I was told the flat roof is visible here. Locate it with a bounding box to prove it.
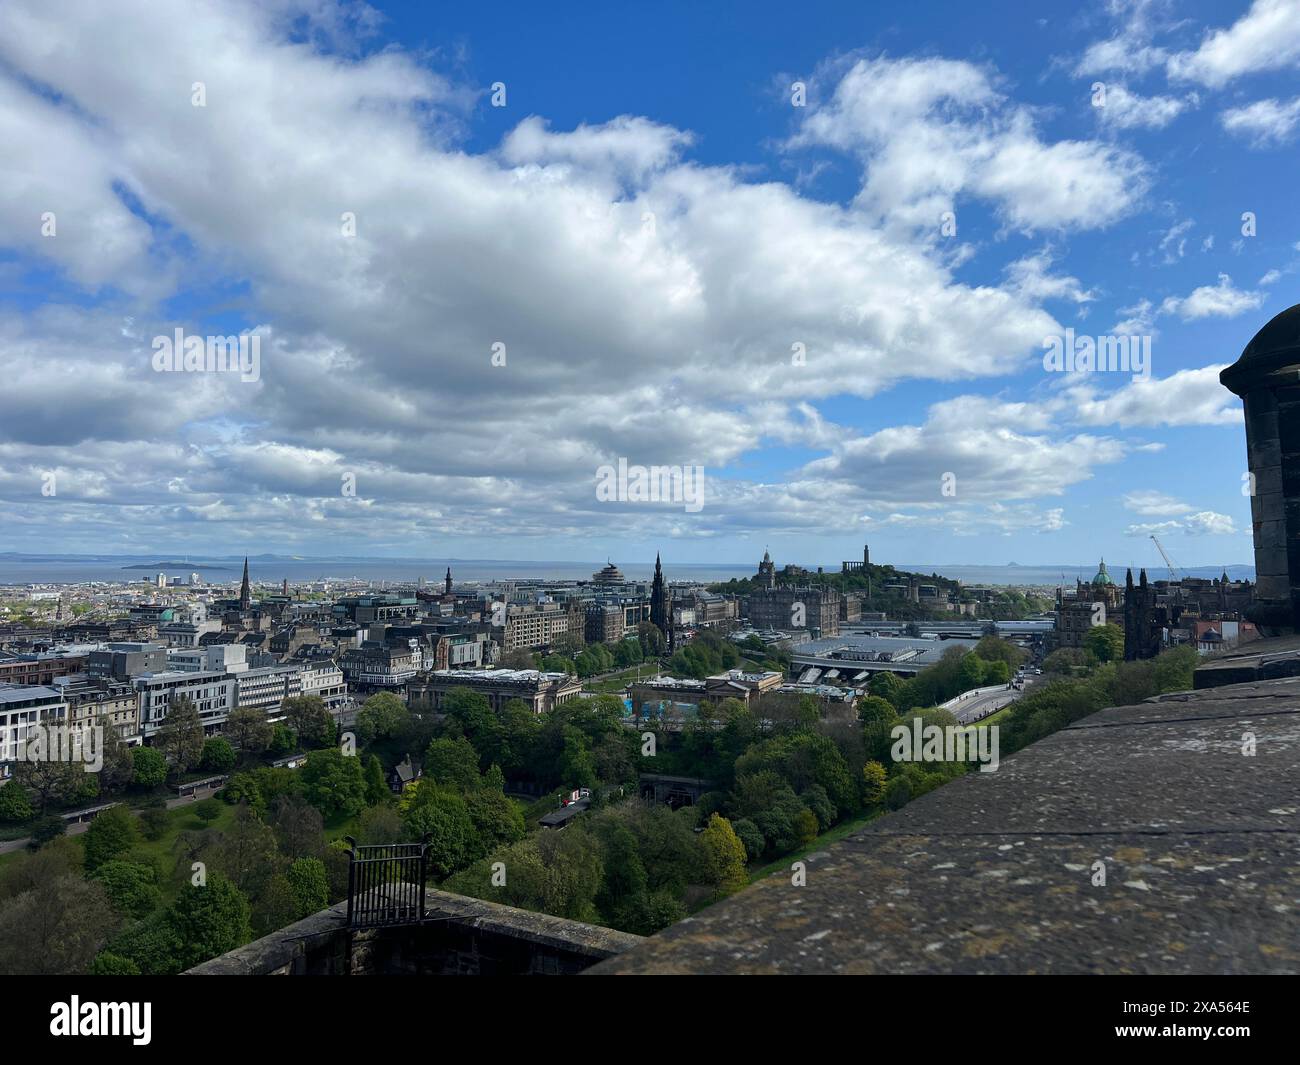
[0,684,64,704]
[430,668,571,682]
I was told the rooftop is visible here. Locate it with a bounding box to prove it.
[592,675,1300,974]
[429,668,572,683]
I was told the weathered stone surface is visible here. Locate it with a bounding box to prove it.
[1194,634,1300,688]
[186,887,642,975]
[589,678,1300,975]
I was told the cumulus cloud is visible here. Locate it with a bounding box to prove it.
[1158,274,1263,320]
[0,0,1251,557]
[789,55,1150,233]
[1126,511,1237,535]
[799,397,1127,505]
[1168,0,1300,87]
[1065,365,1241,427]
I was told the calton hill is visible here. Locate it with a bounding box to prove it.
[0,617,1196,975]
[708,563,1051,621]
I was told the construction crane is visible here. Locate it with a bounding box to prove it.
[1149,534,1183,582]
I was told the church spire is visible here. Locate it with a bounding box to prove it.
[239,557,251,610]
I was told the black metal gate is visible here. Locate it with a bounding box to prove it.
[343,836,430,929]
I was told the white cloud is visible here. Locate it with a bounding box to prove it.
[1123,490,1194,516]
[1075,0,1170,76]
[1168,0,1300,87]
[1094,84,1196,130]
[1221,96,1300,145]
[1066,365,1241,428]
[1158,274,1263,320]
[1126,511,1237,535]
[790,55,1150,233]
[500,115,694,186]
[800,397,1127,505]
[1005,248,1095,303]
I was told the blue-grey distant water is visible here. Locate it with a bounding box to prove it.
[0,557,1255,587]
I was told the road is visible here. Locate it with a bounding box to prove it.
[951,685,1018,723]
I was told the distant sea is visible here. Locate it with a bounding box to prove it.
[0,555,1255,588]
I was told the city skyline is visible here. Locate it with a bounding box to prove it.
[4,1,1298,566]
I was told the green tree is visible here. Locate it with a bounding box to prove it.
[699,814,748,898]
[91,861,162,919]
[861,760,888,806]
[285,857,329,919]
[730,818,765,862]
[357,803,404,845]
[211,804,284,902]
[300,749,367,819]
[464,787,526,856]
[83,805,139,872]
[1043,646,1091,674]
[403,786,475,877]
[0,780,34,823]
[200,737,236,773]
[14,759,85,812]
[269,794,325,860]
[423,736,481,790]
[1084,623,1125,663]
[857,695,898,725]
[363,755,388,806]
[354,692,411,747]
[94,722,135,794]
[0,875,120,975]
[194,797,223,822]
[280,696,334,749]
[89,952,141,975]
[957,652,986,691]
[157,697,205,774]
[129,746,168,790]
[793,807,819,847]
[268,725,295,756]
[167,873,252,971]
[868,671,903,701]
[973,635,1028,669]
[984,659,1012,685]
[223,705,273,759]
[27,814,67,849]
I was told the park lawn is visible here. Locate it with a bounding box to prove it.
[584,662,662,694]
[323,810,363,844]
[124,801,241,902]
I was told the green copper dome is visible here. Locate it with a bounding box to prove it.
[1091,559,1113,586]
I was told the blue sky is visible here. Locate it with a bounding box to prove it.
[1,0,1297,569]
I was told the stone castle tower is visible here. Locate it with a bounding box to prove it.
[1221,303,1300,631]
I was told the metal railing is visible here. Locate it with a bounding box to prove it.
[343,836,430,929]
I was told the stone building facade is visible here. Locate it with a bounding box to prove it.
[1220,303,1300,631]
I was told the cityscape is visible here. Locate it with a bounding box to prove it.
[0,0,1297,1022]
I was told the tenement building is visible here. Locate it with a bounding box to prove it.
[1054,560,1122,649]
[747,586,842,637]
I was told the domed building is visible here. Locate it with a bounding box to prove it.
[1054,558,1125,650]
[1076,558,1123,610]
[1220,302,1300,631]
